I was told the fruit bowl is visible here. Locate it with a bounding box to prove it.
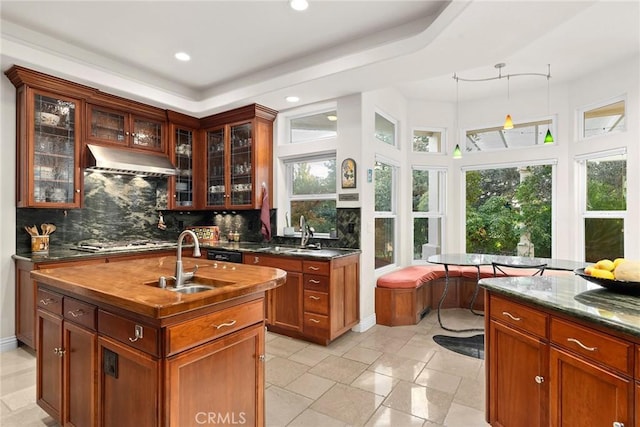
[574,268,640,295]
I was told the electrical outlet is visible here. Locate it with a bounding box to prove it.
[103,348,118,378]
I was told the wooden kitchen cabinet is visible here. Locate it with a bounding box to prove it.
[36,288,97,426]
[86,101,166,152]
[486,293,635,427]
[245,252,359,345]
[167,110,202,210]
[201,104,277,210]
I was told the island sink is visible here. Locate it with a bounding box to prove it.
[144,275,236,292]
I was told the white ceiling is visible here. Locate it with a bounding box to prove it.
[1,1,639,117]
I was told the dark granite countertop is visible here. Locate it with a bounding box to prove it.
[14,241,360,263]
[479,275,640,338]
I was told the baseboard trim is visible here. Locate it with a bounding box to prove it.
[0,336,18,352]
[352,313,376,333]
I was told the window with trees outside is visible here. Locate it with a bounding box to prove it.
[286,156,337,235]
[375,112,396,146]
[578,149,627,262]
[465,163,553,257]
[374,160,397,269]
[289,110,338,144]
[465,118,555,153]
[413,128,444,153]
[579,98,626,139]
[412,167,445,261]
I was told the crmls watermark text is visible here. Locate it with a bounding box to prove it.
[195,412,247,425]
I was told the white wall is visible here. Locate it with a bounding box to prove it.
[1,74,17,350]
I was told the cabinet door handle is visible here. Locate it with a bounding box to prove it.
[308,318,320,324]
[53,347,65,358]
[253,256,260,264]
[613,422,625,427]
[308,266,320,271]
[212,320,237,330]
[567,338,597,352]
[534,375,544,384]
[258,354,266,362]
[309,295,321,300]
[309,279,321,284]
[67,309,85,318]
[128,325,143,342]
[40,298,55,306]
[502,311,521,321]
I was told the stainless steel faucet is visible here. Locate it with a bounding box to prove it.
[300,215,313,247]
[174,229,201,288]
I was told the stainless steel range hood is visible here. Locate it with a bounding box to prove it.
[85,144,178,177]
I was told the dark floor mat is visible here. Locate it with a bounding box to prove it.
[433,334,484,360]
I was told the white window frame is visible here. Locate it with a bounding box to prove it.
[374,109,398,148]
[463,115,556,154]
[575,147,627,261]
[577,94,627,141]
[412,127,447,154]
[374,155,399,272]
[411,166,446,264]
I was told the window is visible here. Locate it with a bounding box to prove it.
[412,168,445,261]
[375,112,396,146]
[287,156,337,234]
[465,118,554,153]
[578,149,627,262]
[374,160,396,268]
[413,128,444,153]
[465,163,553,257]
[290,110,337,144]
[580,98,626,139]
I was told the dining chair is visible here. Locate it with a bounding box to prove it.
[492,262,547,277]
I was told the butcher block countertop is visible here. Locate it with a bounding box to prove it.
[31,255,286,320]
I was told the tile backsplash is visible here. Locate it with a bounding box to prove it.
[16,173,360,252]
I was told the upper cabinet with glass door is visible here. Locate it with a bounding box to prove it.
[85,94,166,152]
[167,111,201,210]
[201,104,277,210]
[5,66,94,208]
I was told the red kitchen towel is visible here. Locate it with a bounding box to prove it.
[260,185,271,241]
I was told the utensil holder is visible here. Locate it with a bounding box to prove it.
[31,235,50,253]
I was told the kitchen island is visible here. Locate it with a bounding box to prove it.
[30,256,286,427]
[479,274,640,427]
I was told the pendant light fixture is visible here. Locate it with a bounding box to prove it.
[452,76,462,159]
[453,63,551,134]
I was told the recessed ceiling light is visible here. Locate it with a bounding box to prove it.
[327,115,338,121]
[289,0,308,11]
[286,96,300,103]
[174,52,191,61]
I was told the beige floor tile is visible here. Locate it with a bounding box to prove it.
[364,405,426,427]
[317,334,360,356]
[288,346,331,367]
[287,408,348,427]
[414,368,462,395]
[0,348,36,377]
[265,385,313,427]
[0,402,55,427]
[382,381,453,424]
[452,376,485,412]
[350,370,399,397]
[1,385,37,412]
[285,373,335,400]
[443,402,490,427]
[308,355,368,384]
[267,336,310,358]
[311,383,383,426]
[395,342,437,362]
[371,325,417,341]
[358,334,409,354]
[341,346,383,364]
[1,369,37,397]
[369,353,426,382]
[266,356,309,388]
[426,350,483,379]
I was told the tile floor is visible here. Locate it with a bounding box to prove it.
[0,308,490,427]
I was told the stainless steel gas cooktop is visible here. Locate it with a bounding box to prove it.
[71,239,177,253]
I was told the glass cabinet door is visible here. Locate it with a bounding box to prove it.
[206,128,226,207]
[88,105,126,144]
[33,93,79,205]
[132,117,163,150]
[174,128,195,208]
[229,122,253,206]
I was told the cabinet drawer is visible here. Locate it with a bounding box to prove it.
[166,299,264,355]
[37,288,63,315]
[490,295,547,339]
[550,318,632,375]
[63,297,96,330]
[304,313,329,332]
[245,254,302,272]
[303,260,329,276]
[98,310,159,357]
[304,290,328,315]
[304,274,329,291]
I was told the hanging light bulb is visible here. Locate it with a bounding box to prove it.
[544,66,554,144]
[503,114,514,130]
[453,144,462,159]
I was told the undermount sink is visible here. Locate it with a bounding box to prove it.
[144,276,236,293]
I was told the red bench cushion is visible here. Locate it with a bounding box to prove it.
[376,265,461,289]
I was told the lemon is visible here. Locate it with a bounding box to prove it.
[613,258,626,269]
[595,259,615,272]
[590,268,615,280]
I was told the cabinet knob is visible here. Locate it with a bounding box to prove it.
[53,347,65,357]
[128,324,144,342]
[534,375,544,384]
[613,422,625,427]
[258,354,266,362]
[75,189,81,193]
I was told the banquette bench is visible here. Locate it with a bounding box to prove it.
[375,264,572,326]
